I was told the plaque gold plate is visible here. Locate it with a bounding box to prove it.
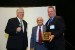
[42,32,51,41]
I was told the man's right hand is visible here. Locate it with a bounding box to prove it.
[16,27,22,32]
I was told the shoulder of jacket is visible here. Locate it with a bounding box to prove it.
[33,26,37,29]
[56,16,61,19]
[9,17,16,20]
[23,20,27,24]
[56,16,63,20]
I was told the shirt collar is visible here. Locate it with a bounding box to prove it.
[17,17,23,22]
[49,16,55,21]
[38,25,43,28]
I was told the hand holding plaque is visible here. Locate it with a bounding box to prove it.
[42,32,51,41]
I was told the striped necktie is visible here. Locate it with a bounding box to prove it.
[38,26,42,45]
[20,19,23,29]
[47,18,52,26]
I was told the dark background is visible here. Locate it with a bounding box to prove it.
[0,0,75,50]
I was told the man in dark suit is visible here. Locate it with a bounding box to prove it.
[5,8,28,50]
[45,6,65,50]
[30,17,47,50]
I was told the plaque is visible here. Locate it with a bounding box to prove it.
[42,32,51,41]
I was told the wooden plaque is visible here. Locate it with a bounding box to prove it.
[42,32,51,41]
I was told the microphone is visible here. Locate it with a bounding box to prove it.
[16,21,22,32]
[19,23,22,28]
[16,19,23,33]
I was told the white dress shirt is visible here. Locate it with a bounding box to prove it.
[36,25,43,42]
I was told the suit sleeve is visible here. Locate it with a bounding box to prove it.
[30,27,35,48]
[5,19,17,35]
[52,17,65,38]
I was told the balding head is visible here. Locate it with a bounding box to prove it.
[16,8,24,13]
[37,17,44,26]
[16,8,24,19]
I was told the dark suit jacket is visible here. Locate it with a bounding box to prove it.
[45,16,65,50]
[5,17,28,49]
[30,25,46,48]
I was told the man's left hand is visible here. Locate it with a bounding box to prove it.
[49,35,55,42]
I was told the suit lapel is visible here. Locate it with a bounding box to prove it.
[15,17,20,26]
[16,17,20,23]
[34,26,38,42]
[43,25,46,32]
[49,16,56,25]
[34,26,38,36]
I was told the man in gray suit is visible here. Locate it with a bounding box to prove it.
[30,17,47,50]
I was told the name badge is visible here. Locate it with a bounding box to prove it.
[50,25,55,29]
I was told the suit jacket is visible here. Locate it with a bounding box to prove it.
[5,17,28,49]
[30,25,46,48]
[45,16,65,50]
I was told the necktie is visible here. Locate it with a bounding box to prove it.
[47,18,52,26]
[20,19,23,28]
[38,26,42,45]
[19,19,23,32]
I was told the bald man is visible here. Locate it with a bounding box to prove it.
[5,8,28,50]
[30,17,47,50]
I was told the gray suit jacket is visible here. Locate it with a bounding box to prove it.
[30,25,46,48]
